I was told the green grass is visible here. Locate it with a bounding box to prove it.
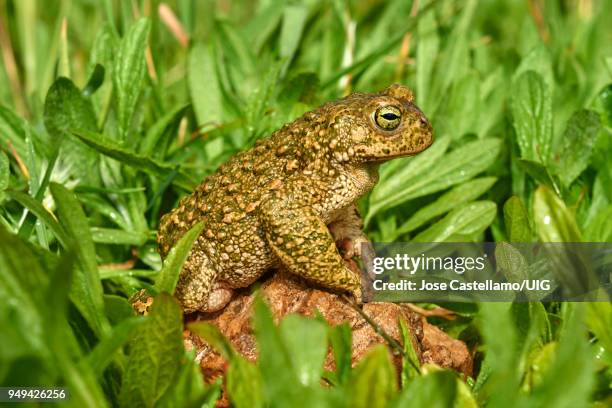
[1,0,611,406]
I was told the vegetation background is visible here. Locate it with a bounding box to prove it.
[0,0,611,406]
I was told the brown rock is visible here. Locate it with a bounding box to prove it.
[420,321,473,377]
[184,270,473,386]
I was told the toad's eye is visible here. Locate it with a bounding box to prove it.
[374,106,402,130]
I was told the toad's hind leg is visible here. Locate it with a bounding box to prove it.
[261,197,362,302]
[174,251,233,313]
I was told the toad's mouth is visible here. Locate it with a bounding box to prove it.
[356,138,434,162]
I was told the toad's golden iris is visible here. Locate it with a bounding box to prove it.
[374,105,402,130]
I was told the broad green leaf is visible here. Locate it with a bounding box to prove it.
[0,230,106,408]
[119,293,183,408]
[279,314,327,387]
[44,77,100,185]
[412,201,497,242]
[155,222,204,294]
[553,109,601,187]
[391,369,457,408]
[70,129,194,189]
[226,353,264,408]
[369,138,500,223]
[395,177,497,238]
[113,18,150,139]
[533,186,582,242]
[495,242,528,283]
[476,303,520,406]
[526,305,595,407]
[513,44,554,88]
[347,346,397,408]
[0,225,49,359]
[50,183,109,337]
[45,78,99,176]
[503,196,532,242]
[511,70,552,163]
[85,316,146,376]
[104,294,136,325]
[252,295,301,400]
[188,42,222,128]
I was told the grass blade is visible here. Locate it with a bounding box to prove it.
[50,182,109,337]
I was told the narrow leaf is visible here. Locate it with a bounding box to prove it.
[70,129,194,189]
[7,190,70,247]
[188,43,222,127]
[155,222,205,294]
[50,182,109,337]
[85,316,147,376]
[369,139,500,222]
[90,227,148,246]
[396,177,497,237]
[279,5,308,67]
[114,18,151,139]
[412,201,497,242]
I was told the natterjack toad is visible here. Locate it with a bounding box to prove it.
[157,84,433,313]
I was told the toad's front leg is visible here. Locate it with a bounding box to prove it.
[328,204,376,301]
[328,204,370,258]
[261,198,362,302]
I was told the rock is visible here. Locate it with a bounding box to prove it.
[185,270,473,384]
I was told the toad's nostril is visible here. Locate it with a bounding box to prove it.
[419,116,430,128]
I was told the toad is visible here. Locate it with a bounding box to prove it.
[157,84,433,313]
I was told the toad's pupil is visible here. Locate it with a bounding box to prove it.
[381,113,399,120]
